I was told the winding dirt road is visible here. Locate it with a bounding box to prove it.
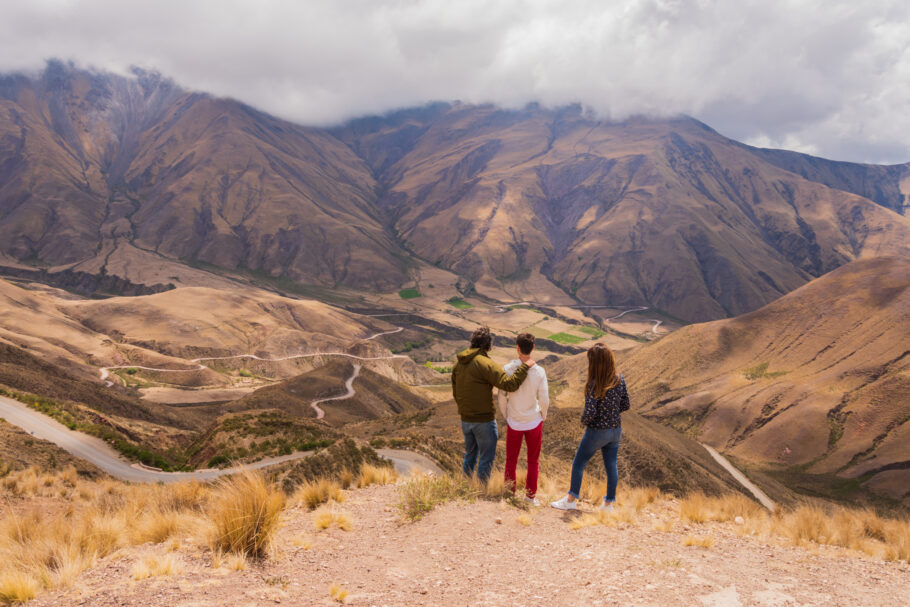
[309,363,361,419]
[0,392,441,483]
[702,444,776,511]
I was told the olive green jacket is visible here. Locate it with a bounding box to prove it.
[452,348,529,423]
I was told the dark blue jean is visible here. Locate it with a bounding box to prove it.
[569,426,622,503]
[461,420,498,482]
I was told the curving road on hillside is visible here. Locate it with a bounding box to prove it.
[310,363,361,419]
[99,327,408,385]
[0,392,441,483]
[702,444,776,512]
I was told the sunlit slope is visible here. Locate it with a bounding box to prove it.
[616,257,908,501]
[338,104,910,321]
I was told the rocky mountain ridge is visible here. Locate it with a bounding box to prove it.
[2,62,909,320]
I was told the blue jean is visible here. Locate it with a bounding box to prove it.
[569,426,621,503]
[462,420,498,482]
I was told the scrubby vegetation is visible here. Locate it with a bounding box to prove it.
[742,361,788,380]
[576,325,606,338]
[0,387,187,471]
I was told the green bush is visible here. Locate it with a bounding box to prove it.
[398,288,421,299]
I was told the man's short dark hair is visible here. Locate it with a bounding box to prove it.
[516,333,535,355]
[470,326,492,352]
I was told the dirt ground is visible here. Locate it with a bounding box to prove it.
[29,483,910,607]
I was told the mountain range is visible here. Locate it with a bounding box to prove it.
[1,62,909,322]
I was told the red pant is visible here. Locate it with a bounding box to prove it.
[504,422,543,498]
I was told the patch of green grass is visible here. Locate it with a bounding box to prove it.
[238,369,252,378]
[743,362,788,380]
[576,326,606,338]
[424,361,453,374]
[446,297,473,309]
[398,288,421,299]
[547,332,587,345]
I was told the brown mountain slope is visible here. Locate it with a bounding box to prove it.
[337,104,910,321]
[607,257,909,503]
[225,360,433,425]
[0,62,410,290]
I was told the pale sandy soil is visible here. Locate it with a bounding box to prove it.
[29,484,910,607]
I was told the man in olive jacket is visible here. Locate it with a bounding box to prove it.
[452,327,534,482]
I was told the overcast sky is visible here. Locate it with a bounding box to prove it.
[2,0,909,163]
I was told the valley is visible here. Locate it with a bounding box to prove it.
[0,65,907,590]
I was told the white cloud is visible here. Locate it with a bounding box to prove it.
[1,0,908,163]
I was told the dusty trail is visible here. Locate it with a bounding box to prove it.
[309,363,361,419]
[99,327,407,384]
[702,444,776,511]
[0,392,440,483]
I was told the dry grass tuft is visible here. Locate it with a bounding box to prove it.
[313,507,353,532]
[294,478,345,510]
[208,469,284,559]
[131,554,184,581]
[330,583,349,603]
[652,519,673,533]
[517,513,533,526]
[679,492,766,524]
[0,570,40,603]
[225,554,248,571]
[682,534,716,548]
[397,473,476,521]
[357,464,398,488]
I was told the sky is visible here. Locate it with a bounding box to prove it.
[2,0,909,164]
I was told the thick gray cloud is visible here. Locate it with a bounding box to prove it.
[1,0,908,163]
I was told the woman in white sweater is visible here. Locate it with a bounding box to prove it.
[497,333,549,505]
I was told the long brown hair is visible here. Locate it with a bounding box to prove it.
[585,343,618,398]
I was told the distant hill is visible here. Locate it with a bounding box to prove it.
[2,63,909,319]
[226,359,434,425]
[609,257,909,505]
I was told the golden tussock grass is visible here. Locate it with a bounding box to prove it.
[679,492,766,524]
[0,570,40,603]
[292,534,314,549]
[517,513,533,526]
[225,554,248,571]
[313,506,353,531]
[676,492,910,562]
[208,469,284,559]
[0,468,212,601]
[357,464,398,488]
[329,582,349,603]
[294,478,345,510]
[682,534,716,548]
[397,473,476,521]
[131,553,184,581]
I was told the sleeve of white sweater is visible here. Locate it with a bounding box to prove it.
[537,367,550,420]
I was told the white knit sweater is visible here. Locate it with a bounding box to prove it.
[497,360,549,428]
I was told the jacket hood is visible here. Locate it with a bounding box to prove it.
[456,348,485,363]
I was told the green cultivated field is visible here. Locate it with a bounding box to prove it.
[547,332,587,345]
[398,288,421,299]
[446,297,473,309]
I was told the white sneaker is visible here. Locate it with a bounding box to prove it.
[599,502,614,512]
[525,496,540,507]
[550,495,578,510]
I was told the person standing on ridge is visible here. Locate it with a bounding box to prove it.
[452,326,534,483]
[551,342,630,512]
[498,332,549,505]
